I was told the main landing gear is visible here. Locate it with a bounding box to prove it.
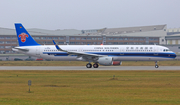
[86,63,99,68]
[155,61,159,68]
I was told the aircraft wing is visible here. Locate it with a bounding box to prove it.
[52,40,105,58]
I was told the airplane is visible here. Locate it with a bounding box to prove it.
[12,23,176,68]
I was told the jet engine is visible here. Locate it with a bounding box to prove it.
[98,57,122,66]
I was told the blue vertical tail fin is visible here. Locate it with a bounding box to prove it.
[14,23,40,46]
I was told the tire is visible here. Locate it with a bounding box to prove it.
[93,63,99,68]
[155,65,159,68]
[86,63,92,68]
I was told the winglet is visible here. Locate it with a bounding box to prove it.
[52,40,64,51]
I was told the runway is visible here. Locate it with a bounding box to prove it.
[0,66,180,70]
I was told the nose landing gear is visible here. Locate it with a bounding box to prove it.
[155,61,159,68]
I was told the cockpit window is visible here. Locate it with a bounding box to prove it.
[163,49,171,52]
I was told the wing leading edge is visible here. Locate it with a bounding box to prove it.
[52,40,105,58]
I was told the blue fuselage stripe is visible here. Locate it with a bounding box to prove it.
[43,52,176,58]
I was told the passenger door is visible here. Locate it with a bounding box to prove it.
[154,46,158,55]
[36,47,40,55]
[120,47,124,55]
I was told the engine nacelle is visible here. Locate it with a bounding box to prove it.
[112,61,122,66]
[98,57,112,66]
[98,57,122,66]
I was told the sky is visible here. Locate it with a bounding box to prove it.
[0,0,180,30]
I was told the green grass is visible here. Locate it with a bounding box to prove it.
[0,60,180,66]
[0,70,180,105]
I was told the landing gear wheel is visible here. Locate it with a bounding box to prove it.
[93,63,99,68]
[86,63,92,68]
[155,61,159,68]
[155,65,159,68]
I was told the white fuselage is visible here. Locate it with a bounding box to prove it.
[12,45,176,61]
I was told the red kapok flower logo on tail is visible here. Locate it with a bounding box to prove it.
[18,33,29,43]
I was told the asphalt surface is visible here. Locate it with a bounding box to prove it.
[0,66,180,70]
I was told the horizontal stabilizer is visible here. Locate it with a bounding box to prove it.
[12,47,29,52]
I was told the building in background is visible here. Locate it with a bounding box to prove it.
[166,28,180,45]
[164,28,180,55]
[0,24,167,54]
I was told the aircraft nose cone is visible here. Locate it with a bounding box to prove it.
[174,53,177,58]
[172,52,176,58]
